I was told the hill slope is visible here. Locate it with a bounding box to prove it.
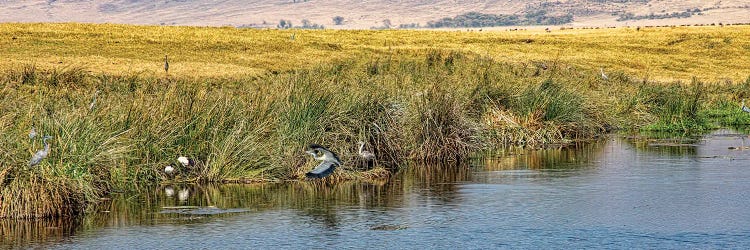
[1,0,749,28]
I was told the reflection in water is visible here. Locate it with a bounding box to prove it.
[3,130,750,249]
[478,142,605,171]
[624,136,700,157]
[0,218,80,247]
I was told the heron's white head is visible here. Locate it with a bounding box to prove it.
[177,156,190,167]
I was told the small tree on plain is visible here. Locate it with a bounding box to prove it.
[278,19,292,29]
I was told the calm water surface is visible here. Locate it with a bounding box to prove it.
[4,130,750,249]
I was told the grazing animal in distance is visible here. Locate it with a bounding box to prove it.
[304,144,341,178]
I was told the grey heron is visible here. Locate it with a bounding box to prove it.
[305,144,341,178]
[28,126,37,140]
[742,99,750,113]
[29,135,52,167]
[358,141,375,161]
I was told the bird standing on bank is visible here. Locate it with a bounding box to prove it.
[89,90,100,111]
[358,141,375,162]
[305,144,341,178]
[29,135,52,167]
[742,99,750,113]
[600,68,609,81]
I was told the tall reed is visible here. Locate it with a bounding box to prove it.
[1,51,748,218]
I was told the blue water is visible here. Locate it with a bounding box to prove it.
[5,131,750,249]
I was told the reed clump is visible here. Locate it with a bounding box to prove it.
[1,48,749,218]
[0,171,87,219]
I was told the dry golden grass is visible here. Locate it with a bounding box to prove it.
[1,23,748,82]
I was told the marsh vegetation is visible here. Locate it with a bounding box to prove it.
[1,23,749,218]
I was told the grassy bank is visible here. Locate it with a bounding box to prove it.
[1,23,750,218]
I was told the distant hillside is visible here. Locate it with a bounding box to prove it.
[1,0,749,28]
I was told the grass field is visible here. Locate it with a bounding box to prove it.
[1,23,749,82]
[1,23,750,218]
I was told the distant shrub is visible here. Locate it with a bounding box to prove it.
[617,8,701,21]
[426,11,572,28]
[277,19,293,29]
[332,16,345,25]
[399,23,421,29]
[299,19,325,29]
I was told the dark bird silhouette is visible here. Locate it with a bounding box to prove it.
[164,55,169,75]
[305,144,341,178]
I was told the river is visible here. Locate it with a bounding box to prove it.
[3,130,750,249]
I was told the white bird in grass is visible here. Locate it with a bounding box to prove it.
[164,186,175,197]
[177,156,195,168]
[178,188,189,202]
[28,126,37,140]
[600,68,609,81]
[358,141,376,161]
[305,144,341,178]
[164,165,174,175]
[742,99,750,113]
[29,135,52,167]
